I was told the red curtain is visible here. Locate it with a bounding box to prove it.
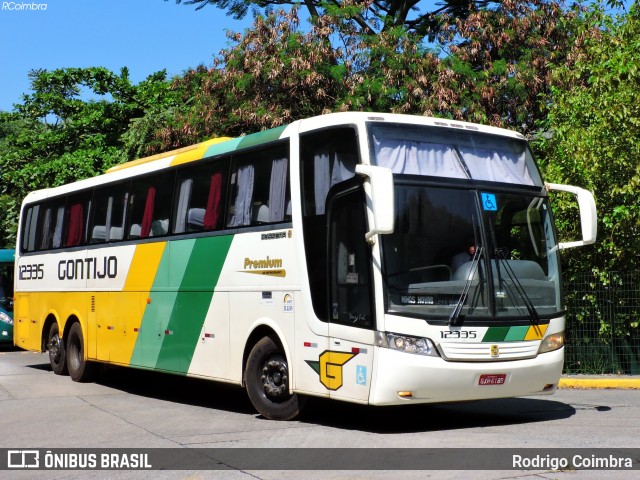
[65,203,84,247]
[140,186,156,238]
[203,173,222,230]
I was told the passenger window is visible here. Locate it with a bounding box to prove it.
[21,205,40,253]
[90,184,129,243]
[174,159,229,234]
[37,200,65,250]
[227,146,290,228]
[127,173,174,240]
[63,193,91,248]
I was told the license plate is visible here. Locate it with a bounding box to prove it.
[478,373,506,385]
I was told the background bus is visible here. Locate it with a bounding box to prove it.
[14,112,596,419]
[0,249,15,344]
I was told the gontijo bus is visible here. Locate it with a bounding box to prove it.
[14,112,596,420]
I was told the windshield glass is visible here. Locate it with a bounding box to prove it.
[370,123,543,186]
[0,263,14,313]
[382,185,561,321]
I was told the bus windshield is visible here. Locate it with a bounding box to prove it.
[0,262,14,313]
[382,185,562,322]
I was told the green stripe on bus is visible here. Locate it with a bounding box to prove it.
[203,137,243,158]
[236,125,287,150]
[504,325,530,341]
[202,125,287,159]
[129,241,195,369]
[482,327,510,342]
[154,234,233,374]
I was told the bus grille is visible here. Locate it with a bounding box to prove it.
[439,341,540,361]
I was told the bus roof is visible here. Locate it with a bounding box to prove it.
[0,249,15,264]
[21,112,526,205]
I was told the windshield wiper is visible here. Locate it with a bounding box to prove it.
[449,246,484,326]
[494,251,540,325]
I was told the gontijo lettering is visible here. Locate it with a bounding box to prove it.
[58,256,117,280]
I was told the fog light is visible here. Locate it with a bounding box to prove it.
[543,383,556,391]
[398,391,413,398]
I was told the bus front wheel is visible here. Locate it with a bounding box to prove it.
[66,322,96,382]
[47,322,68,376]
[245,336,301,420]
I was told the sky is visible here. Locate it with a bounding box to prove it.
[0,0,253,112]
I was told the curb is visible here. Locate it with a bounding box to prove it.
[559,377,640,389]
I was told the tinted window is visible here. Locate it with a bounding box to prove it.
[127,173,174,240]
[227,146,290,228]
[90,183,129,243]
[173,159,229,234]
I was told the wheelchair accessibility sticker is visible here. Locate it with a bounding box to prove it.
[481,192,498,211]
[356,365,367,386]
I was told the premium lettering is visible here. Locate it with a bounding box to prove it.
[244,256,283,269]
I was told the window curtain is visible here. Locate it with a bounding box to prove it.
[374,134,534,185]
[313,150,356,215]
[459,147,533,185]
[203,173,223,230]
[104,196,114,242]
[313,150,331,215]
[53,206,64,248]
[65,203,84,247]
[40,208,52,250]
[373,135,468,178]
[175,178,193,233]
[111,192,128,240]
[268,158,287,222]
[140,187,156,238]
[229,164,254,227]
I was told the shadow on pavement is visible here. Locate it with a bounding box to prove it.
[22,355,579,433]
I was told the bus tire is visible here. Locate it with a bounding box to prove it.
[245,336,301,420]
[47,322,68,375]
[66,322,96,382]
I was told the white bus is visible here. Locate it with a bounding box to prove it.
[14,112,596,419]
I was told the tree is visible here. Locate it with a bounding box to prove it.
[0,67,180,248]
[165,0,499,37]
[534,2,640,274]
[152,1,580,150]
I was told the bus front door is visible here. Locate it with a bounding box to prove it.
[326,185,375,403]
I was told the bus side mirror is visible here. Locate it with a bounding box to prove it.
[546,182,597,249]
[355,165,395,243]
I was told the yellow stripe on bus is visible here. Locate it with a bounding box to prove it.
[170,137,232,167]
[105,137,232,173]
[100,242,167,366]
[524,323,548,341]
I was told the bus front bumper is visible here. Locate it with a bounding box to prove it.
[369,346,564,406]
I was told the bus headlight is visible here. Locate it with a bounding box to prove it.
[376,331,439,357]
[538,331,564,354]
[0,312,12,325]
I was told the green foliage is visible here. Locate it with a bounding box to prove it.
[155,1,578,150]
[165,0,500,38]
[0,67,180,248]
[534,2,640,275]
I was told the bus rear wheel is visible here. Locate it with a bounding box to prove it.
[47,322,67,375]
[66,322,96,382]
[245,336,301,420]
